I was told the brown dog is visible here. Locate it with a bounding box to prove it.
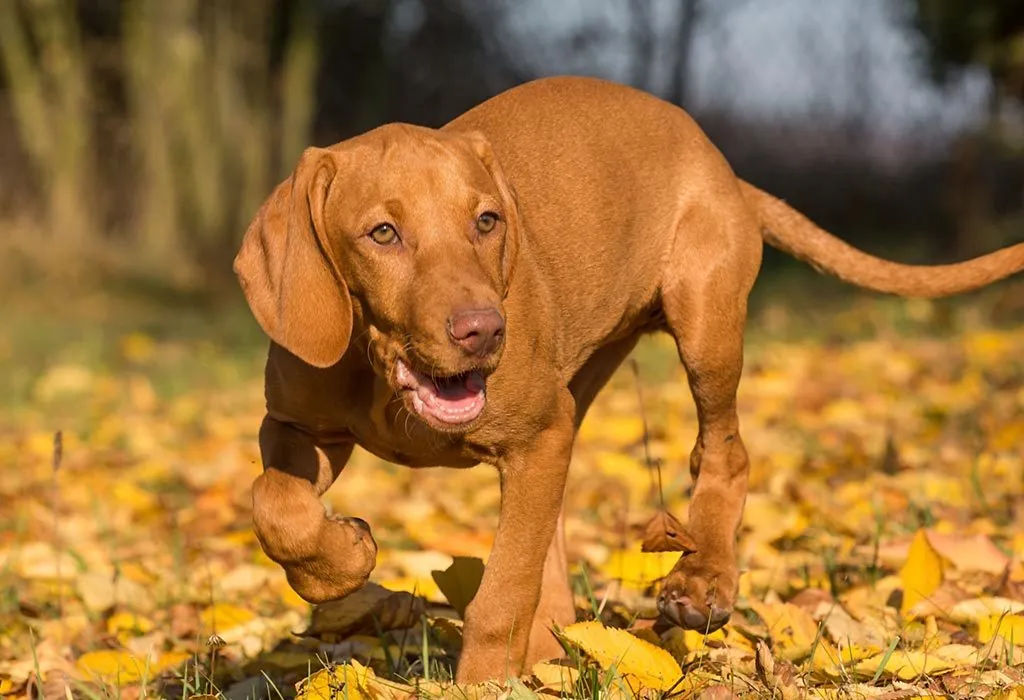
[234,76,1024,682]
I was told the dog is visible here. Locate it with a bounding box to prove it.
[234,76,1024,682]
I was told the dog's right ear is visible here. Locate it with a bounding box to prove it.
[234,147,352,368]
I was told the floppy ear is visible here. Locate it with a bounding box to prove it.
[462,131,521,294]
[233,147,352,368]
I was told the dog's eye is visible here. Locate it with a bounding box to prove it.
[369,223,399,245]
[476,212,500,234]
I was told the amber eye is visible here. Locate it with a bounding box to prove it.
[476,212,500,234]
[369,223,399,245]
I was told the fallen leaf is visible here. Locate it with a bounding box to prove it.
[850,649,962,681]
[300,582,424,639]
[640,509,697,553]
[76,650,185,685]
[431,556,485,618]
[748,599,819,660]
[899,529,944,616]
[532,660,581,692]
[979,614,1024,645]
[600,543,680,590]
[199,603,256,635]
[559,620,683,691]
[925,531,1010,575]
[949,597,1024,625]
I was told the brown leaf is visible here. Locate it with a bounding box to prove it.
[169,603,200,640]
[924,530,1010,575]
[640,509,697,554]
[431,556,485,618]
[300,582,424,639]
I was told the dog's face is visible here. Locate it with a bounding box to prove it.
[234,124,520,433]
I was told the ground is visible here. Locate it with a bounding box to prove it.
[1,274,1023,699]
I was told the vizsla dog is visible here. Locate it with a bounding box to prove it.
[234,76,1024,681]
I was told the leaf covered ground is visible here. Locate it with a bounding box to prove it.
[2,285,1024,699]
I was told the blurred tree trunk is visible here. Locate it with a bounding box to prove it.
[279,0,318,176]
[0,0,96,261]
[665,0,701,107]
[628,0,655,91]
[120,0,319,287]
[123,0,187,269]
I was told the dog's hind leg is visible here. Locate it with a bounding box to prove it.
[656,196,761,632]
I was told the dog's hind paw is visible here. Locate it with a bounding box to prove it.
[656,555,736,633]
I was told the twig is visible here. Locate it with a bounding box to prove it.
[629,359,665,507]
[52,430,64,621]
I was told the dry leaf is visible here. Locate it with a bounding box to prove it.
[558,620,683,691]
[979,614,1024,645]
[532,660,581,692]
[850,649,962,681]
[899,529,944,616]
[949,597,1024,625]
[925,531,1010,575]
[431,556,485,618]
[301,582,424,638]
[640,509,697,553]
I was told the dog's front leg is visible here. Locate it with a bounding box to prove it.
[456,391,575,683]
[252,415,377,603]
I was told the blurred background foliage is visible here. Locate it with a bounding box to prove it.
[0,0,1021,299]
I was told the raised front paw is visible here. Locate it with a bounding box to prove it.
[656,553,736,633]
[266,514,378,604]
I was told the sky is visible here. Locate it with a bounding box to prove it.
[500,0,990,138]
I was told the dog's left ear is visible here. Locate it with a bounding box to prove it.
[462,131,521,293]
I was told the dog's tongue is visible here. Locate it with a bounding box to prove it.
[433,372,485,402]
[416,371,486,419]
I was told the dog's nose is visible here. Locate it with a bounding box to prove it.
[447,307,505,357]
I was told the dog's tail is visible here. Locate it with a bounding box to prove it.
[740,180,1024,298]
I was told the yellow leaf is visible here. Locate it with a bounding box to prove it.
[431,556,484,618]
[76,649,182,685]
[297,660,377,700]
[111,481,159,513]
[600,543,680,591]
[978,614,1024,645]
[120,332,156,363]
[532,660,581,691]
[559,621,682,691]
[899,529,944,616]
[681,627,726,654]
[949,597,1024,625]
[748,600,819,660]
[199,603,256,634]
[851,649,960,681]
[580,415,645,447]
[106,611,154,637]
[376,575,444,602]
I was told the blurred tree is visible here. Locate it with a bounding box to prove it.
[0,0,525,290]
[903,0,1024,257]
[906,0,1024,105]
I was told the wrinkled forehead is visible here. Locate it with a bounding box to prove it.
[334,125,496,205]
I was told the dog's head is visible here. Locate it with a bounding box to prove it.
[234,124,520,432]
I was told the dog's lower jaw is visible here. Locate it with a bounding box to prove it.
[394,358,488,432]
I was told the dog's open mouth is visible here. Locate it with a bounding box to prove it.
[395,359,486,427]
